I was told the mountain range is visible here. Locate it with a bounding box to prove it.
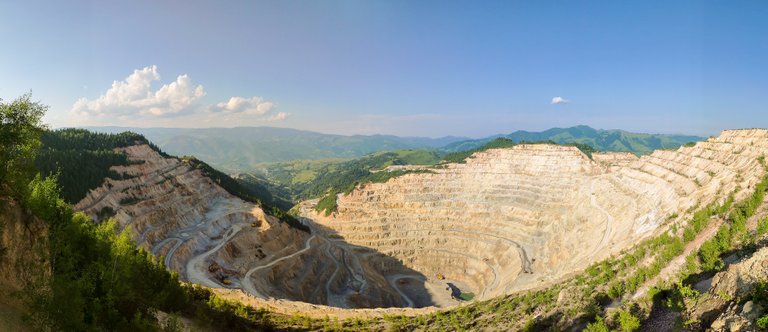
[85,125,704,172]
[441,125,703,154]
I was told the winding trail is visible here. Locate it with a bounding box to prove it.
[632,217,725,300]
[386,274,425,308]
[151,237,184,268]
[241,233,317,298]
[590,179,615,254]
[321,238,343,307]
[186,224,246,288]
[341,247,368,293]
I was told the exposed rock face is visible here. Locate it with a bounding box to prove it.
[0,199,49,331]
[710,248,768,298]
[76,146,309,297]
[305,131,768,302]
[592,151,638,169]
[688,245,768,331]
[0,199,49,292]
[75,145,418,309]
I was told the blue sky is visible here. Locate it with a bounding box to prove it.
[1,1,766,138]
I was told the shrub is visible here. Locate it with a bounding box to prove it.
[584,316,609,332]
[617,310,641,332]
[315,191,339,216]
[756,315,768,329]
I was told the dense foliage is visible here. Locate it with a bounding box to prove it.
[0,93,47,198]
[33,128,152,203]
[261,149,440,199]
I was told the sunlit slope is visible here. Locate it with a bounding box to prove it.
[304,129,766,302]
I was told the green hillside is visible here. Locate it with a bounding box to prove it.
[246,149,441,204]
[442,125,703,155]
[86,126,467,172]
[34,129,155,203]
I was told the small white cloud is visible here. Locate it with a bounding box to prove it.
[551,96,570,105]
[267,111,289,122]
[72,65,205,118]
[214,96,274,115]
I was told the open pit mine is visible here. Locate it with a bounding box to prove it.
[76,129,768,312]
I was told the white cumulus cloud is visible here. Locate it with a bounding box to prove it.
[72,65,205,118]
[214,96,275,115]
[70,65,289,126]
[551,96,570,105]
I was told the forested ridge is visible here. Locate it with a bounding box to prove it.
[35,129,151,203]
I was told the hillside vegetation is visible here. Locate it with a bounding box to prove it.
[442,125,702,155]
[34,129,155,203]
[88,126,466,172]
[242,149,440,215]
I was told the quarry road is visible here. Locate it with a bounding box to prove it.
[186,224,247,288]
[153,203,251,270]
[321,238,343,307]
[242,233,318,299]
[341,247,368,294]
[590,179,615,253]
[387,274,425,308]
[151,237,184,268]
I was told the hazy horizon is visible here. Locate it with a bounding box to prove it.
[76,124,707,141]
[2,1,766,137]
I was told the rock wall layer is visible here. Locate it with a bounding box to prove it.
[305,131,768,301]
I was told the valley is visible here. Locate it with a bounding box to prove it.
[71,129,768,321]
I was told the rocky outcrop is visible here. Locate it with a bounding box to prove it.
[0,198,49,330]
[0,198,48,292]
[687,245,768,331]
